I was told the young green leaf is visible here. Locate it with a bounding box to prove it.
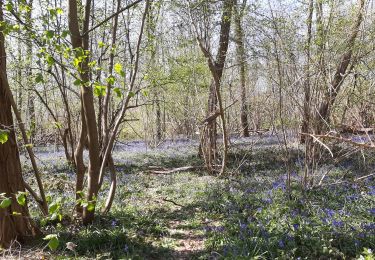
[43,234,59,251]
[113,87,123,98]
[94,84,106,97]
[16,192,27,206]
[0,198,12,208]
[0,130,9,144]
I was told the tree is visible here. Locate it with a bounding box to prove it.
[0,0,36,247]
[191,0,234,175]
[234,0,250,137]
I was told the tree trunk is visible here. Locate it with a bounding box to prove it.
[315,0,365,134]
[196,0,234,175]
[69,0,101,224]
[234,0,250,137]
[0,1,36,247]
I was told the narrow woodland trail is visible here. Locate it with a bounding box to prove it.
[123,172,222,259]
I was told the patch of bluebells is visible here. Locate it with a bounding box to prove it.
[368,186,375,196]
[205,168,375,259]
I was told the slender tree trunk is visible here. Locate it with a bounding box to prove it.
[195,0,234,175]
[315,0,365,134]
[234,0,250,137]
[302,0,314,187]
[300,0,314,144]
[69,0,101,224]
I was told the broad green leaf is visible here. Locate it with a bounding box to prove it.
[94,84,106,97]
[0,130,9,144]
[16,192,27,206]
[44,234,59,251]
[128,91,135,98]
[0,198,11,208]
[98,41,105,48]
[87,202,95,212]
[106,76,115,85]
[114,63,123,75]
[49,202,59,214]
[5,2,13,12]
[73,79,82,86]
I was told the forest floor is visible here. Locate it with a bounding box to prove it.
[3,134,375,259]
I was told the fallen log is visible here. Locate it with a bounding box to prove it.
[148,166,205,174]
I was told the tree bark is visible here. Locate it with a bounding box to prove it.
[0,1,37,247]
[68,0,101,224]
[234,0,250,137]
[315,0,365,134]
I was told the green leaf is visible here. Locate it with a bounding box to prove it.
[94,84,106,97]
[56,8,63,15]
[0,198,11,208]
[106,75,116,85]
[45,30,54,39]
[45,55,55,66]
[49,202,59,214]
[98,41,105,48]
[61,30,69,38]
[16,192,27,206]
[35,73,44,83]
[87,202,95,212]
[128,91,135,98]
[5,2,13,12]
[113,87,122,98]
[44,234,59,251]
[0,130,9,144]
[114,63,123,75]
[73,79,82,86]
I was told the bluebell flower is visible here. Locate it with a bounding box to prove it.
[362,223,375,231]
[124,244,129,253]
[278,240,285,248]
[346,194,359,201]
[324,208,335,218]
[240,223,247,231]
[370,208,375,216]
[332,220,344,228]
[263,198,272,204]
[293,223,300,230]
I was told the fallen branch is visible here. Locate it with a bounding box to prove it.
[161,198,184,208]
[148,166,204,174]
[300,132,375,149]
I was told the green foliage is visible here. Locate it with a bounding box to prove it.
[0,197,11,209]
[0,130,9,144]
[5,1,13,12]
[94,84,107,97]
[48,198,63,222]
[35,73,44,83]
[114,63,125,77]
[106,75,116,85]
[43,234,60,251]
[113,87,122,98]
[16,192,27,206]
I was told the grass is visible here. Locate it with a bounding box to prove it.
[5,139,375,259]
